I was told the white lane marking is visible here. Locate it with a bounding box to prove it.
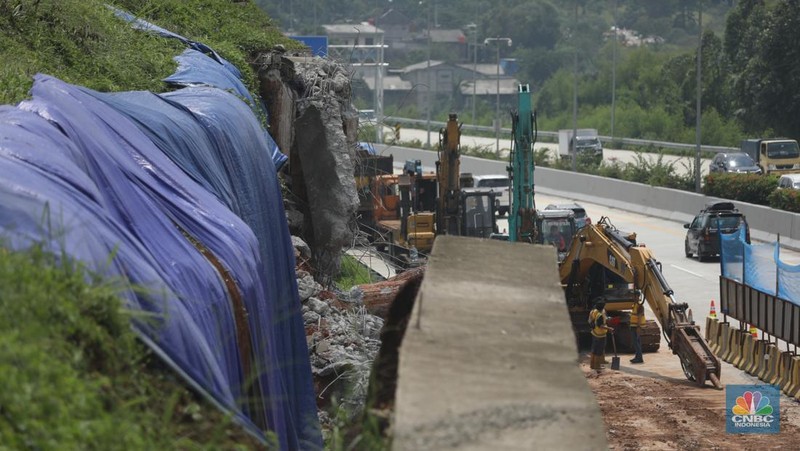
[670,264,705,278]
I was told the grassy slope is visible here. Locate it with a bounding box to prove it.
[0,0,304,447]
[0,246,269,448]
[0,0,300,105]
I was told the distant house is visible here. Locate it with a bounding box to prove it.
[400,60,478,110]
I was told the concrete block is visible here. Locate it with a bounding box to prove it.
[786,356,800,397]
[759,344,779,382]
[716,323,731,361]
[776,351,795,391]
[735,334,754,370]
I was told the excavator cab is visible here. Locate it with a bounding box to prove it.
[534,209,577,262]
[460,190,499,238]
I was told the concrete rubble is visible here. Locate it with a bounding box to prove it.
[292,237,384,429]
[259,48,359,286]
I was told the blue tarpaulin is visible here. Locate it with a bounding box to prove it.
[720,227,800,306]
[111,6,287,170]
[0,74,320,448]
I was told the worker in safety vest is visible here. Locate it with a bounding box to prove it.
[630,299,646,364]
[589,298,613,370]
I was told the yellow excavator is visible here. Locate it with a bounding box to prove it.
[560,216,722,388]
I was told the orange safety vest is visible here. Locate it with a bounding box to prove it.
[630,302,646,328]
[589,308,608,338]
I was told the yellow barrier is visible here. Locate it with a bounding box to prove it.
[723,329,741,363]
[786,356,800,396]
[717,323,731,361]
[788,357,800,398]
[759,344,779,382]
[735,334,754,370]
[705,316,714,342]
[708,320,722,355]
[746,340,764,376]
[775,351,794,390]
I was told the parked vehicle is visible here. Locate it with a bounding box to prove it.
[545,202,590,228]
[708,152,761,174]
[740,138,800,175]
[466,174,510,216]
[684,201,749,261]
[777,174,800,189]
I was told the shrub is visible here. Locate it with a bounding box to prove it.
[703,173,779,206]
[768,188,800,213]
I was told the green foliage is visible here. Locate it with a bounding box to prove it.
[768,188,800,213]
[336,254,374,290]
[0,245,268,449]
[0,0,293,105]
[703,173,779,206]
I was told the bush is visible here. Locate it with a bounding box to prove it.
[703,173,779,206]
[768,188,800,213]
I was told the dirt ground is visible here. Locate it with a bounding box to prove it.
[582,346,800,450]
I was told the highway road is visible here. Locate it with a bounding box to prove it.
[386,127,711,177]
[378,143,799,334]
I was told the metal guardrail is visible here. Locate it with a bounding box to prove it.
[384,116,738,154]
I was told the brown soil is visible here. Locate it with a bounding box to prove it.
[582,348,800,450]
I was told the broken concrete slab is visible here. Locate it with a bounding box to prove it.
[392,236,607,450]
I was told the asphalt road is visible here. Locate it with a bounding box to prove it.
[386,127,711,177]
[378,143,800,333]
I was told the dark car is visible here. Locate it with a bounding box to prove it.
[709,152,762,174]
[545,203,590,228]
[684,201,749,261]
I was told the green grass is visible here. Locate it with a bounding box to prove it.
[0,244,271,449]
[0,0,299,105]
[336,254,374,291]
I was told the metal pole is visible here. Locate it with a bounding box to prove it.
[496,42,500,154]
[571,1,578,172]
[426,2,431,148]
[374,2,383,143]
[611,0,617,139]
[472,16,477,125]
[694,4,703,193]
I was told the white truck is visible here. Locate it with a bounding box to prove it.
[558,129,603,163]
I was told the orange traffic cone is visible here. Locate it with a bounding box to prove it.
[709,299,717,319]
[750,324,758,338]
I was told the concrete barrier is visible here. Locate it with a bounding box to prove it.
[735,334,753,370]
[709,321,724,355]
[716,323,731,361]
[739,335,756,372]
[722,328,740,363]
[747,340,766,376]
[392,236,607,450]
[786,357,800,397]
[759,344,779,381]
[776,351,795,391]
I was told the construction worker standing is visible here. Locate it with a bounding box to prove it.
[589,298,613,371]
[630,299,646,364]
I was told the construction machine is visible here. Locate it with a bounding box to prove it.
[507,84,537,243]
[371,161,436,267]
[560,216,722,388]
[435,113,499,238]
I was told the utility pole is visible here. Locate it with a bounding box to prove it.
[425,1,432,148]
[611,0,617,139]
[484,37,512,155]
[571,1,578,172]
[374,2,384,143]
[695,3,703,193]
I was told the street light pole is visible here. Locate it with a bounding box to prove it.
[484,37,512,155]
[425,1,431,148]
[695,3,703,193]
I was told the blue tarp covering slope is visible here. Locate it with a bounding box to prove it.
[88,86,320,446]
[111,7,287,170]
[0,74,321,448]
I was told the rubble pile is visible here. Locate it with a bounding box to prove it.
[293,237,385,428]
